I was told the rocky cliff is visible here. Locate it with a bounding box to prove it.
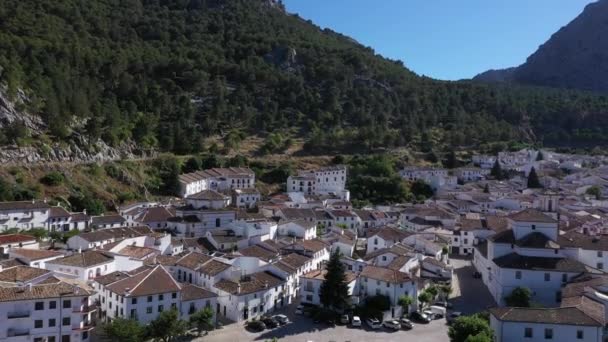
[474,0,608,93]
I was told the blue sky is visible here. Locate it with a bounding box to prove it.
[283,0,595,80]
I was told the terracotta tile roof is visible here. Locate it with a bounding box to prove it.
[280,208,316,220]
[290,239,329,253]
[187,189,229,201]
[180,283,217,301]
[301,269,357,283]
[493,253,600,273]
[559,231,608,251]
[368,226,412,241]
[516,232,560,249]
[10,248,64,261]
[0,234,37,245]
[94,271,131,286]
[0,201,50,211]
[490,306,603,326]
[0,281,91,302]
[139,206,174,223]
[361,265,411,284]
[49,206,70,218]
[106,265,180,297]
[91,214,126,225]
[489,229,515,243]
[181,237,215,253]
[237,245,278,262]
[279,253,310,269]
[214,271,284,295]
[508,209,557,223]
[155,254,184,266]
[0,266,51,283]
[117,246,158,260]
[0,258,27,269]
[47,250,114,267]
[175,252,213,270]
[76,226,152,243]
[387,255,412,271]
[364,243,414,261]
[199,259,231,276]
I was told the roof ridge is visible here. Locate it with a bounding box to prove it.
[129,265,159,292]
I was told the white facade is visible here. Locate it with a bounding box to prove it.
[490,313,603,342]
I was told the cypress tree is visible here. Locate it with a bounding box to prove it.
[527,167,542,188]
[491,159,503,180]
[319,250,350,312]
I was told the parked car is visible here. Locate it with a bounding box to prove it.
[429,305,447,318]
[366,317,382,329]
[400,318,413,330]
[262,317,279,328]
[410,311,432,323]
[247,320,265,332]
[432,301,453,309]
[351,316,362,327]
[423,309,437,320]
[340,314,350,324]
[295,305,304,315]
[447,312,463,324]
[274,314,289,325]
[382,319,401,330]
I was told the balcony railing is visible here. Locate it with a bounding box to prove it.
[73,304,98,313]
[7,329,29,337]
[7,311,30,319]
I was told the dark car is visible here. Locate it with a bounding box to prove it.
[262,317,279,328]
[246,320,265,332]
[447,312,463,324]
[410,311,432,324]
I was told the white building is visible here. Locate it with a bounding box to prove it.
[359,265,419,318]
[0,275,95,342]
[0,201,51,231]
[45,251,115,282]
[9,248,64,269]
[94,265,217,324]
[186,190,231,210]
[287,165,349,200]
[232,188,260,209]
[277,220,317,240]
[0,234,38,256]
[366,226,412,254]
[490,305,604,342]
[300,269,358,307]
[178,167,256,198]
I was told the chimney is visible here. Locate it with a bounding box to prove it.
[125,287,131,295]
[237,284,241,294]
[78,247,82,254]
[83,209,87,215]
[27,283,32,292]
[264,281,269,289]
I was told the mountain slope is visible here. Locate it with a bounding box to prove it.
[475,0,608,93]
[1,0,608,153]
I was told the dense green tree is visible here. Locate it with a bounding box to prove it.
[448,314,493,342]
[491,159,503,180]
[183,157,202,173]
[155,156,182,196]
[464,332,492,342]
[536,150,544,161]
[586,185,602,200]
[40,172,65,186]
[189,307,214,336]
[319,250,350,312]
[398,295,413,314]
[444,150,458,169]
[102,318,146,342]
[483,183,490,193]
[411,179,434,200]
[527,167,542,189]
[147,309,188,342]
[418,291,432,309]
[504,287,532,307]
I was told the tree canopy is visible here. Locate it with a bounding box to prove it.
[2,0,608,155]
[319,249,350,312]
[504,287,532,307]
[448,314,493,342]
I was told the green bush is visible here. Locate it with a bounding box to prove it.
[40,171,65,186]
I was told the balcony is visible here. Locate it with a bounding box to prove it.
[7,329,30,337]
[73,321,95,332]
[73,304,98,313]
[7,311,30,319]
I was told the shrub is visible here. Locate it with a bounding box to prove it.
[40,171,65,186]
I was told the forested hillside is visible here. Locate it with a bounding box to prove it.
[1,0,608,153]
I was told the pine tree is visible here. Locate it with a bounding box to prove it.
[483,184,490,193]
[536,150,544,161]
[319,250,350,312]
[527,167,542,189]
[490,159,503,180]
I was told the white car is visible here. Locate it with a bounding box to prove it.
[382,319,401,330]
[366,318,382,329]
[274,314,289,325]
[295,305,304,315]
[351,316,362,327]
[423,309,436,320]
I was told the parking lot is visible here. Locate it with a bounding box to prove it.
[200,257,494,342]
[201,310,449,342]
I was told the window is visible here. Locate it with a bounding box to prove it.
[158,305,164,312]
[158,294,164,301]
[147,296,153,302]
[49,301,56,309]
[63,299,71,308]
[146,307,153,314]
[132,298,137,305]
[544,273,550,281]
[598,263,604,270]
[49,319,56,327]
[172,292,177,299]
[171,303,177,309]
[82,331,89,340]
[464,239,468,244]
[35,301,44,310]
[62,335,70,342]
[515,271,522,279]
[598,251,603,258]
[48,337,56,342]
[63,317,71,326]
[35,320,43,328]
[130,309,137,318]
[545,328,553,339]
[382,256,387,261]
[577,330,584,339]
[532,224,536,230]
[562,274,568,283]
[374,238,378,245]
